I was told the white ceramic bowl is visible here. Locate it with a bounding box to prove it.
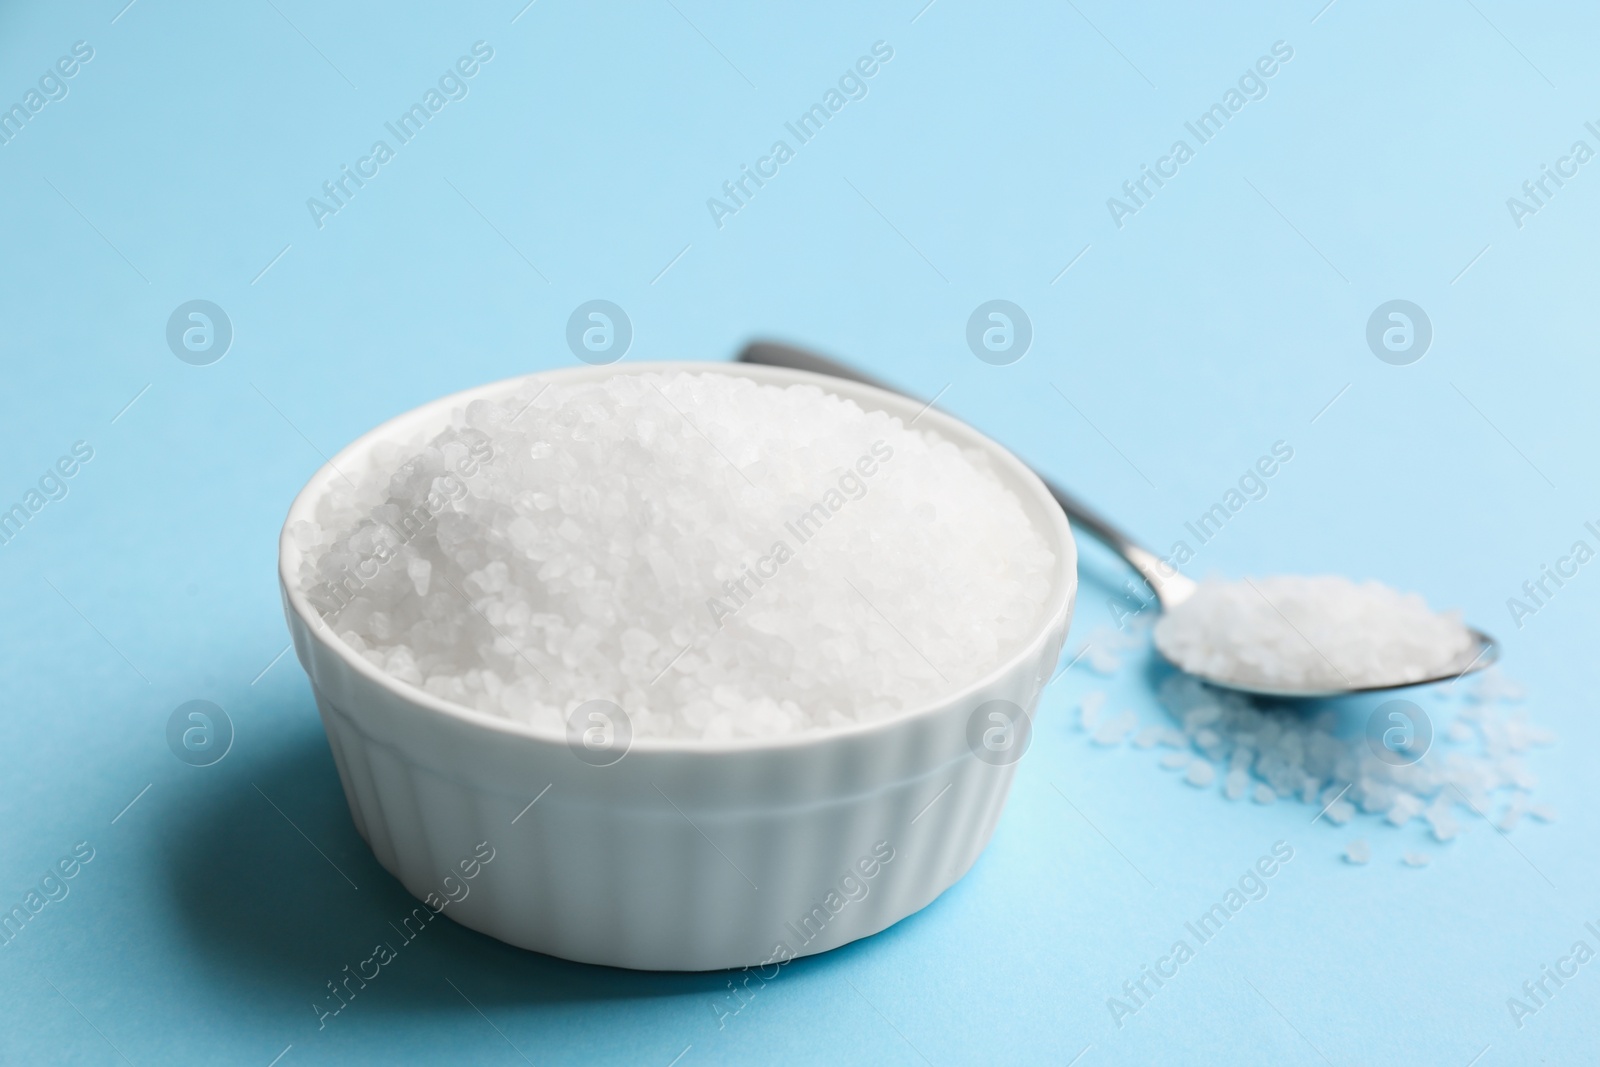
[278,361,1076,971]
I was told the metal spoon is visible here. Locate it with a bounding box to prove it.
[736,340,1499,700]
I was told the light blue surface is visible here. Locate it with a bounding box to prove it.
[1,1,1596,1063]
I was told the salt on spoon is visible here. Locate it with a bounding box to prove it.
[740,342,1499,699]
[1152,575,1481,695]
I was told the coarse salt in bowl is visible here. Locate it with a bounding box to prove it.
[277,361,1076,971]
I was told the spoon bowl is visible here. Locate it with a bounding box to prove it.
[1178,627,1500,701]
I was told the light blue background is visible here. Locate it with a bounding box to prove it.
[1,1,1595,1064]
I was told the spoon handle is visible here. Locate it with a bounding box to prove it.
[734,341,1195,608]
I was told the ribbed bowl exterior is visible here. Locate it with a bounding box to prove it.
[278,362,1077,972]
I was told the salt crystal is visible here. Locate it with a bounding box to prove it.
[1422,797,1460,841]
[289,520,319,550]
[1185,760,1216,787]
[1359,784,1396,815]
[1101,623,1555,844]
[1402,851,1431,867]
[1497,794,1529,832]
[1224,768,1248,800]
[1092,709,1137,746]
[299,372,1057,740]
[1529,804,1557,823]
[1079,691,1107,732]
[1152,575,1475,692]
[1505,718,1534,753]
[1468,668,1524,705]
[405,557,431,597]
[1088,646,1121,675]
[1386,794,1423,826]
[1344,840,1370,865]
[1132,726,1163,749]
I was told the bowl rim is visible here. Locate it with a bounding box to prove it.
[278,359,1077,755]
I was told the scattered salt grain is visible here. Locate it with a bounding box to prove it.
[1505,760,1538,790]
[1402,851,1431,868]
[1324,800,1355,825]
[1497,794,1529,832]
[1426,810,1460,843]
[1092,709,1138,747]
[1087,646,1122,675]
[1079,691,1107,732]
[297,371,1056,740]
[1358,787,1395,815]
[1467,672,1524,704]
[1137,669,1554,849]
[1072,620,1555,861]
[1157,728,1188,748]
[1386,794,1424,827]
[1132,725,1164,749]
[1344,840,1370,865]
[1152,575,1476,692]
